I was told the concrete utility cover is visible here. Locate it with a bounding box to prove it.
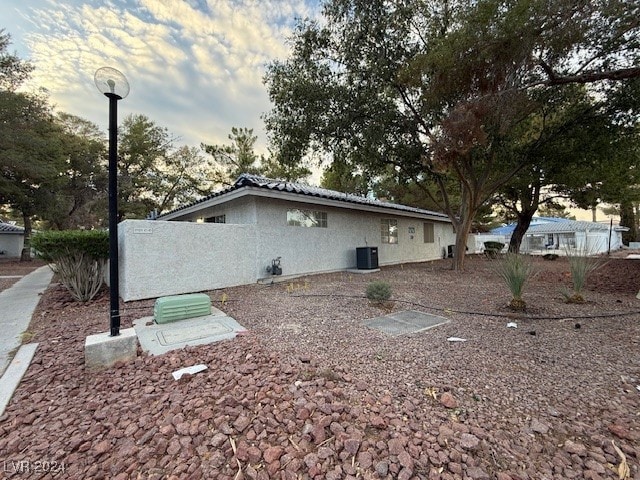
[133,314,247,355]
[364,310,449,336]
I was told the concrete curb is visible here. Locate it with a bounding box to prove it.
[0,343,38,416]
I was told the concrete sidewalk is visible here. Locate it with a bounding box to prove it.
[0,266,53,415]
[0,266,53,375]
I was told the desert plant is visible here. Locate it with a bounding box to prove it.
[563,246,603,303]
[32,230,109,302]
[496,253,533,311]
[366,280,392,303]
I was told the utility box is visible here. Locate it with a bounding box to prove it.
[356,246,379,269]
[154,293,212,324]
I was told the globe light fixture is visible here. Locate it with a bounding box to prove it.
[95,67,129,336]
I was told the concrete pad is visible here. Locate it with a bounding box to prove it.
[0,343,38,416]
[84,328,138,369]
[133,314,247,355]
[346,268,381,274]
[626,254,640,259]
[364,310,449,336]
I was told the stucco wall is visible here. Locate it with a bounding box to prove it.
[119,219,257,301]
[253,198,454,278]
[180,196,257,224]
[0,234,24,258]
[120,198,455,301]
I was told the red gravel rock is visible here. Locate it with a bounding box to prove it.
[440,392,458,409]
[1,256,639,479]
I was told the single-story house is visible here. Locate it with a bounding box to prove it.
[0,220,25,258]
[118,174,457,301]
[490,217,627,254]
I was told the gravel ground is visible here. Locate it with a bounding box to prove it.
[0,254,639,479]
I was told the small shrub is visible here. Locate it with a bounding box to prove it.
[32,230,109,302]
[496,253,533,311]
[366,281,392,302]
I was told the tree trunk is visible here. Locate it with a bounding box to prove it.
[591,206,597,222]
[20,213,33,262]
[509,211,535,253]
[620,200,636,245]
[452,215,473,271]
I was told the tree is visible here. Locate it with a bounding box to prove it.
[495,86,619,252]
[320,158,370,195]
[0,32,64,260]
[117,114,173,220]
[42,113,108,229]
[201,127,262,185]
[264,0,640,269]
[151,145,215,214]
[0,30,33,91]
[117,114,219,218]
[202,127,311,184]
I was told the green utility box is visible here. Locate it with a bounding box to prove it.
[154,293,212,324]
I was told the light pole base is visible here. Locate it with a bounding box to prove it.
[84,327,138,370]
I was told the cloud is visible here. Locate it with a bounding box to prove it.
[10,0,319,151]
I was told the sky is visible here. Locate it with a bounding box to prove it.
[0,1,614,221]
[2,0,321,154]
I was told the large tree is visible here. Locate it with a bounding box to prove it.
[264,0,640,269]
[201,127,263,185]
[202,126,311,184]
[42,113,108,229]
[0,32,65,260]
[117,114,216,218]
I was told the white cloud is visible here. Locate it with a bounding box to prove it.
[5,0,319,153]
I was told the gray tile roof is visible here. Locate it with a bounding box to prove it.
[160,173,450,221]
[0,221,24,234]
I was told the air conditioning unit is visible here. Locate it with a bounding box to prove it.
[356,246,378,269]
[154,293,212,324]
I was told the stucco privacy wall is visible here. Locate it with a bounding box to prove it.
[254,198,454,277]
[118,220,257,301]
[0,234,24,258]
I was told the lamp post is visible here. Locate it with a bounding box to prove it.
[94,67,129,337]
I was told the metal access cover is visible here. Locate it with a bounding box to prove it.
[364,310,449,336]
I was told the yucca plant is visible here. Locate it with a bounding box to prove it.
[497,253,533,311]
[563,246,603,303]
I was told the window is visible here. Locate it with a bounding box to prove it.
[287,209,327,228]
[381,219,398,244]
[423,222,435,243]
[205,215,226,223]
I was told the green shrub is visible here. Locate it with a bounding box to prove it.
[32,230,109,302]
[366,281,392,302]
[496,253,533,311]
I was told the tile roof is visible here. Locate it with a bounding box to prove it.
[491,217,627,235]
[159,173,450,221]
[0,221,24,234]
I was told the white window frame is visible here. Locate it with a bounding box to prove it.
[381,219,398,244]
[287,209,328,228]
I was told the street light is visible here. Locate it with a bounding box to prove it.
[94,67,129,337]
